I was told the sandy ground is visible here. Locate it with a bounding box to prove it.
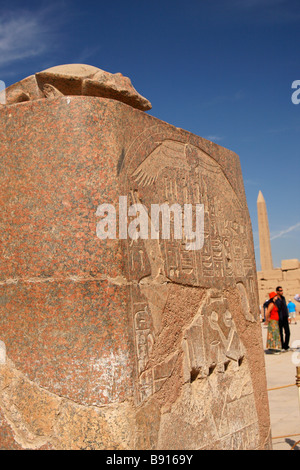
[261,315,300,450]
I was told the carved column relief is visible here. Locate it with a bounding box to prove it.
[183,291,246,380]
[120,132,258,405]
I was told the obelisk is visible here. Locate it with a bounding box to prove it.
[257,190,273,271]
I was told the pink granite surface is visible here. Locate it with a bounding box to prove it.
[0,96,271,449]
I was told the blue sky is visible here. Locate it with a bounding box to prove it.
[1,0,299,270]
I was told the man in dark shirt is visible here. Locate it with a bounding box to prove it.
[275,286,290,351]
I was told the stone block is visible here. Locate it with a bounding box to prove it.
[284,280,300,290]
[0,84,271,449]
[258,269,282,281]
[284,269,300,282]
[281,259,299,271]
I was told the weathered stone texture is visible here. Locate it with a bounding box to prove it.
[0,87,271,449]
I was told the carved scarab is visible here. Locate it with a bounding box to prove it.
[1,64,152,111]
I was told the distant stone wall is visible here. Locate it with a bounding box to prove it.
[257,259,300,311]
[0,72,271,449]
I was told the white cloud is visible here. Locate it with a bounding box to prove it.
[201,90,244,110]
[75,45,103,64]
[254,222,300,250]
[270,222,300,241]
[244,178,259,186]
[205,135,224,142]
[0,6,64,68]
[0,15,43,65]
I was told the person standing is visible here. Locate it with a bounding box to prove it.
[275,286,290,351]
[287,299,297,324]
[266,292,282,354]
[262,298,270,322]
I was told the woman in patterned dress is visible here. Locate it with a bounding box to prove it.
[266,292,282,354]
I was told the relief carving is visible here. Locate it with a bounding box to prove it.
[121,135,259,405]
[183,291,246,381]
[124,136,256,290]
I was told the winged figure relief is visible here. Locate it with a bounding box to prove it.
[131,140,191,187]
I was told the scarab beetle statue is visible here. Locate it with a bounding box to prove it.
[1,64,152,111]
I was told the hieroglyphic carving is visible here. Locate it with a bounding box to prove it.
[120,130,258,403]
[131,286,180,403]
[132,298,155,401]
[183,292,246,379]
[132,141,190,187]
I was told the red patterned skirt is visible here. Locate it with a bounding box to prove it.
[267,320,282,351]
